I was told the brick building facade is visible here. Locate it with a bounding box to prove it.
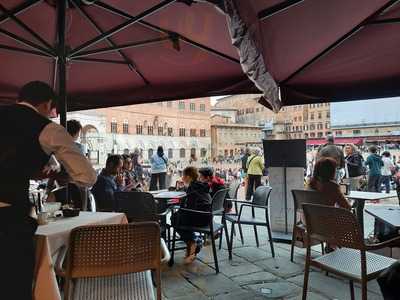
[91,98,211,164]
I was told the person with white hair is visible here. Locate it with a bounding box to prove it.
[246,147,264,200]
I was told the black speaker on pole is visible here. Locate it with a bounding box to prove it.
[263,139,306,242]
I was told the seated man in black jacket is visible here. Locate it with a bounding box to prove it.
[172,166,211,264]
[91,155,133,211]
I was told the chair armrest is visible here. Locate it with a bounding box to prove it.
[178,208,211,215]
[54,246,67,277]
[238,203,267,220]
[228,199,249,204]
[365,235,400,251]
[160,238,171,264]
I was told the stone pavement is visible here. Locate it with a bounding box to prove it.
[161,228,384,300]
[161,188,389,300]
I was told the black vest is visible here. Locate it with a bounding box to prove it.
[0,104,51,217]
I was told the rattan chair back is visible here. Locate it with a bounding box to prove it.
[252,186,272,206]
[115,192,157,222]
[228,181,240,199]
[211,188,229,214]
[66,222,161,278]
[302,204,364,249]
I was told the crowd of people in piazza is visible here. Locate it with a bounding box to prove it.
[306,135,400,194]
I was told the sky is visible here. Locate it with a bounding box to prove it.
[330,97,400,127]
[210,96,227,106]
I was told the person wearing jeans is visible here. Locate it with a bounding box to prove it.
[150,146,168,191]
[381,151,395,193]
[245,147,264,200]
[365,146,383,192]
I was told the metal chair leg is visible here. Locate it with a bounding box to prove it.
[253,225,259,247]
[211,232,219,274]
[229,222,235,260]
[266,218,275,258]
[290,229,296,262]
[169,228,176,267]
[223,220,231,256]
[238,223,244,245]
[219,227,223,250]
[349,280,355,300]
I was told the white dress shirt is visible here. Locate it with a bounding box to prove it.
[18,102,97,187]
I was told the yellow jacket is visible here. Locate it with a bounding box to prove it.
[246,155,264,175]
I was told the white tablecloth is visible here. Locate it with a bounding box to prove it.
[34,212,127,300]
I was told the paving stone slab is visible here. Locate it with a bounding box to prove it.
[256,256,305,278]
[285,291,330,300]
[189,273,241,297]
[245,280,301,299]
[197,247,232,264]
[167,291,209,300]
[162,273,200,299]
[231,272,278,286]
[212,289,267,300]
[233,246,273,262]
[210,256,264,277]
[288,271,384,300]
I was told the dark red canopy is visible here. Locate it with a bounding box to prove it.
[0,0,399,114]
[244,0,400,107]
[0,0,258,112]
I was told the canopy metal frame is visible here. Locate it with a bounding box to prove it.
[0,0,241,126]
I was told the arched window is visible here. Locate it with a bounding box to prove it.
[180,148,186,158]
[190,148,196,157]
[200,148,207,157]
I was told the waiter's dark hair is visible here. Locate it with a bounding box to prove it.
[66,119,82,137]
[19,81,57,106]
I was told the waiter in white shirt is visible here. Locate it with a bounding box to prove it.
[0,81,97,299]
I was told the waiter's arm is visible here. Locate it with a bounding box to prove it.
[39,122,97,187]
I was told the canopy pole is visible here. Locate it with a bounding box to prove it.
[57,0,67,128]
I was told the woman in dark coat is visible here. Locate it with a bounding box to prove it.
[173,166,212,264]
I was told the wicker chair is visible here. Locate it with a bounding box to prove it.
[225,186,275,259]
[56,222,166,300]
[169,188,230,273]
[290,189,327,262]
[302,204,400,300]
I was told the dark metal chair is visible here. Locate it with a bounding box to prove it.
[218,180,241,249]
[169,188,230,273]
[225,186,275,259]
[114,192,158,222]
[302,204,400,300]
[114,192,170,245]
[290,189,327,262]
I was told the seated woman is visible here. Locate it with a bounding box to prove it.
[172,166,212,264]
[309,157,351,209]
